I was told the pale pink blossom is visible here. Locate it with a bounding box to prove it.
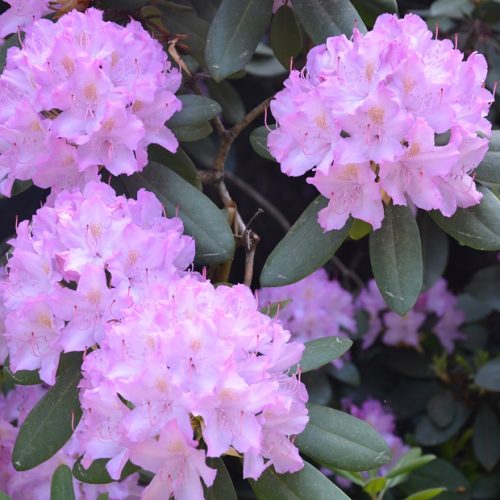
[0,0,51,41]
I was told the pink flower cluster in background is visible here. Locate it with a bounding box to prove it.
[358,278,465,352]
[0,384,142,499]
[78,275,308,499]
[0,8,181,195]
[1,181,194,384]
[0,0,51,41]
[268,14,493,231]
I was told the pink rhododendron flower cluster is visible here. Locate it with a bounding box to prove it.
[357,278,465,351]
[0,8,181,195]
[0,384,142,499]
[259,268,355,343]
[78,273,308,499]
[268,13,493,230]
[1,181,194,383]
[0,0,51,41]
[342,398,408,476]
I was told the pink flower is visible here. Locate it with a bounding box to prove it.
[269,13,493,230]
[0,0,51,40]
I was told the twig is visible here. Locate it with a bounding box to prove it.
[331,255,365,290]
[244,230,260,287]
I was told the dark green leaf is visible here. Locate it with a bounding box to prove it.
[168,95,221,128]
[250,461,349,500]
[466,265,500,311]
[204,458,237,500]
[73,458,139,485]
[148,144,201,190]
[457,294,493,323]
[351,0,398,26]
[3,357,42,386]
[207,80,246,125]
[427,390,456,428]
[326,362,361,386]
[403,488,447,500]
[250,126,275,161]
[418,213,448,291]
[429,186,500,251]
[476,147,500,189]
[383,350,434,379]
[292,0,366,45]
[162,9,210,65]
[270,6,303,68]
[13,353,83,471]
[51,464,75,500]
[401,458,470,500]
[245,51,287,77]
[473,404,500,471]
[260,196,351,287]
[191,0,221,22]
[206,0,273,81]
[472,471,500,499]
[0,34,20,72]
[303,371,332,405]
[475,357,500,392]
[122,162,235,265]
[171,122,214,142]
[291,337,353,374]
[369,204,423,315]
[430,0,474,18]
[295,403,391,471]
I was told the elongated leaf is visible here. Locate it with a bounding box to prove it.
[466,265,500,311]
[403,488,446,500]
[148,145,201,190]
[122,162,235,265]
[250,126,275,161]
[475,357,500,392]
[171,122,214,142]
[292,0,366,45]
[270,6,303,68]
[473,404,500,471]
[351,0,398,26]
[204,458,237,500]
[295,404,391,471]
[291,337,353,373]
[51,464,75,500]
[4,357,42,385]
[250,461,349,500]
[206,0,273,81]
[207,80,246,125]
[0,492,12,500]
[418,213,448,291]
[430,186,500,251]
[369,204,423,315]
[260,196,351,287]
[168,95,221,128]
[387,450,436,480]
[0,34,20,72]
[476,152,500,188]
[13,353,83,471]
[73,458,140,484]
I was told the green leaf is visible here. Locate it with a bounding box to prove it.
[148,145,201,190]
[207,80,246,125]
[270,6,303,68]
[51,464,75,500]
[429,186,500,251]
[249,126,275,161]
[475,357,500,392]
[473,404,500,471]
[204,458,237,500]
[0,492,12,500]
[427,390,456,428]
[260,196,351,287]
[403,488,447,500]
[350,0,398,26]
[3,358,42,385]
[0,34,20,73]
[386,449,436,481]
[466,265,500,311]
[122,162,235,265]
[162,9,210,65]
[349,218,372,240]
[364,477,387,496]
[476,140,500,189]
[171,122,214,142]
[72,458,140,484]
[400,458,470,500]
[457,293,493,323]
[250,461,350,500]
[326,362,361,386]
[260,299,291,318]
[418,213,448,291]
[430,0,474,18]
[206,0,273,81]
[291,337,353,374]
[369,204,423,315]
[295,403,391,471]
[13,353,83,471]
[168,95,221,128]
[291,0,366,45]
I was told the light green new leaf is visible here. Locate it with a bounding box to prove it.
[403,488,447,500]
[167,95,221,128]
[250,461,349,500]
[206,0,273,81]
[291,337,353,374]
[122,162,235,265]
[295,404,391,471]
[13,353,83,471]
[292,0,366,45]
[475,357,500,392]
[260,196,351,287]
[204,458,237,500]
[51,465,75,500]
[270,6,303,68]
[72,458,140,484]
[369,204,423,315]
[0,492,12,500]
[430,186,500,251]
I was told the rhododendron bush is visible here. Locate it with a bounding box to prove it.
[1,0,500,499]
